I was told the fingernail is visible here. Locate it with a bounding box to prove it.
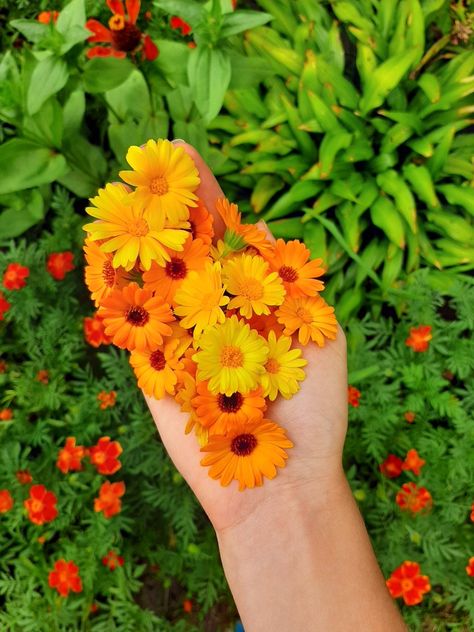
[171,138,186,144]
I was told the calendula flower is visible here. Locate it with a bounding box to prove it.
[24,485,58,525]
[174,373,208,443]
[216,198,273,257]
[3,262,29,290]
[223,253,285,319]
[396,482,432,513]
[386,561,431,606]
[94,481,125,518]
[174,262,229,338]
[402,449,425,476]
[16,470,32,485]
[188,200,214,244]
[0,292,11,320]
[56,438,85,474]
[266,239,325,297]
[200,419,293,491]
[83,313,112,348]
[466,557,474,577]
[130,338,184,399]
[405,325,432,352]
[170,16,191,35]
[276,295,338,346]
[46,252,75,280]
[0,490,14,513]
[242,310,284,339]
[404,411,416,423]
[89,437,122,475]
[102,551,124,570]
[260,331,306,401]
[97,390,117,409]
[84,183,188,270]
[84,238,130,306]
[48,560,83,597]
[98,282,174,352]
[194,315,269,396]
[348,385,361,407]
[119,139,200,224]
[143,236,209,304]
[379,455,404,478]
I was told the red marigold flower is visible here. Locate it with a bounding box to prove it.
[380,455,404,478]
[90,602,100,613]
[466,557,474,577]
[37,10,59,24]
[404,411,416,423]
[84,313,112,348]
[16,470,33,485]
[102,550,124,570]
[47,252,75,281]
[36,370,49,384]
[48,559,83,597]
[24,484,58,525]
[386,561,431,606]
[396,482,432,514]
[471,502,474,522]
[94,481,125,518]
[348,385,361,407]
[37,535,46,544]
[0,490,14,513]
[57,437,86,474]
[3,263,29,290]
[97,390,117,410]
[89,437,122,475]
[402,449,425,476]
[170,16,192,35]
[0,408,13,421]
[405,325,432,352]
[0,292,11,320]
[0,360,7,373]
[183,599,193,613]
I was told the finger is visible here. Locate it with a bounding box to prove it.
[255,219,276,244]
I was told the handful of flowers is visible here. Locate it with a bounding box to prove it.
[83,139,338,491]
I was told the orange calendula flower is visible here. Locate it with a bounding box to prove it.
[102,550,124,570]
[99,282,174,352]
[266,239,325,297]
[276,295,338,346]
[94,481,125,518]
[0,292,11,320]
[83,313,112,348]
[380,455,404,478]
[48,560,83,597]
[405,325,432,352]
[16,470,32,485]
[36,370,49,384]
[242,310,284,339]
[466,557,474,577]
[84,238,130,306]
[37,10,59,23]
[402,449,425,476]
[130,338,184,399]
[24,484,58,525]
[261,331,306,401]
[0,490,14,513]
[216,198,273,257]
[170,16,192,35]
[89,437,122,475]
[47,252,75,280]
[396,482,432,514]
[200,419,293,491]
[386,561,431,606]
[404,411,416,423]
[0,408,13,421]
[348,385,361,407]
[188,200,214,244]
[56,438,86,474]
[3,262,29,290]
[97,390,117,410]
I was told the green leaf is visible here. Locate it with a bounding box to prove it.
[22,97,63,149]
[219,10,272,38]
[153,40,190,86]
[0,189,45,239]
[188,47,231,123]
[105,70,151,121]
[155,0,206,27]
[56,0,86,36]
[83,57,135,93]
[228,52,275,88]
[63,90,85,136]
[27,56,69,115]
[9,19,48,43]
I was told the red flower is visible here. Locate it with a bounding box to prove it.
[16,470,33,485]
[347,385,361,407]
[57,437,86,474]
[402,449,425,476]
[386,561,431,606]
[0,490,14,513]
[396,482,432,514]
[0,408,13,421]
[89,437,122,475]
[24,484,58,525]
[405,325,432,352]
[0,292,11,320]
[3,263,29,290]
[102,550,124,570]
[37,11,59,24]
[47,252,75,280]
[86,0,159,61]
[84,313,112,347]
[404,411,416,423]
[36,370,49,384]
[380,455,404,478]
[183,599,193,613]
[94,481,125,518]
[48,560,83,597]
[170,16,191,35]
[0,360,7,373]
[466,557,474,577]
[97,390,117,410]
[471,502,474,522]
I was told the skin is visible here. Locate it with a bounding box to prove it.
[146,141,407,632]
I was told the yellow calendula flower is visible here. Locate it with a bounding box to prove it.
[261,331,307,401]
[119,139,200,224]
[193,315,269,396]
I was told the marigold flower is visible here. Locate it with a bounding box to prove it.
[404,411,416,423]
[130,338,184,399]
[16,470,32,485]
[348,385,361,407]
[170,16,192,35]
[36,370,49,384]
[102,550,124,570]
[466,557,474,577]
[402,449,425,476]
[380,455,404,478]
[37,10,59,23]
[57,437,86,474]
[24,484,58,525]
[3,263,29,290]
[386,561,431,606]
[260,331,306,401]
[97,390,117,409]
[89,437,122,475]
[471,502,474,522]
[84,312,112,348]
[0,292,11,319]
[47,252,75,280]
[183,598,193,613]
[48,559,83,597]
[188,200,214,244]
[216,198,273,257]
[201,419,293,491]
[266,239,325,298]
[405,325,432,352]
[0,408,13,421]
[94,480,125,518]
[84,238,130,306]
[276,295,338,346]
[0,490,14,513]
[396,482,432,514]
[0,359,7,372]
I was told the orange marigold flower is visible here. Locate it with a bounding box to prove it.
[94,481,125,518]
[3,263,29,290]
[90,602,100,614]
[405,325,432,352]
[276,295,338,346]
[216,198,273,257]
[84,312,112,348]
[266,239,325,298]
[37,10,59,23]
[24,484,58,525]
[0,490,14,513]
[188,200,214,244]
[16,470,32,485]
[57,437,85,474]
[402,449,425,476]
[89,437,123,475]
[183,598,193,613]
[47,252,75,280]
[348,385,361,407]
[84,238,130,306]
[0,408,13,421]
[396,482,432,514]
[404,411,416,423]
[99,282,174,352]
[386,561,431,606]
[36,370,49,384]
[380,455,404,478]
[466,557,474,577]
[102,550,124,570]
[170,16,192,35]
[0,359,7,372]
[0,292,11,320]
[97,390,117,410]
[48,559,83,597]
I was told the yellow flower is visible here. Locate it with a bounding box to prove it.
[119,139,200,224]
[276,295,338,346]
[223,253,285,319]
[83,183,188,270]
[261,331,307,401]
[193,315,269,396]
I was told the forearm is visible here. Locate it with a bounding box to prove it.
[216,472,407,632]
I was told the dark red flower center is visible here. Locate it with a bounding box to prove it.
[218,392,243,413]
[112,22,142,52]
[125,306,149,326]
[279,265,298,282]
[231,433,257,456]
[150,350,166,371]
[165,258,187,280]
[188,221,196,238]
[102,261,116,288]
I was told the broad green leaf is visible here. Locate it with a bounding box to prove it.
[56,0,86,36]
[228,53,274,88]
[63,90,85,136]
[27,56,68,115]
[187,47,231,123]
[172,119,209,158]
[22,98,63,149]
[140,113,169,144]
[59,135,107,196]
[83,57,134,93]
[9,19,48,43]
[154,40,190,86]
[155,0,206,27]
[105,70,151,120]
[108,120,144,165]
[166,86,194,122]
[0,189,45,239]
[219,10,272,38]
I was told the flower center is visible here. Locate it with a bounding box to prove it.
[102,261,116,288]
[111,22,142,52]
[108,14,125,30]
[150,350,166,371]
[125,306,150,326]
[30,500,43,513]
[296,306,313,324]
[149,176,169,196]
[401,579,414,592]
[59,570,70,583]
[220,346,243,368]
[279,265,299,283]
[94,452,106,464]
[188,220,196,238]
[239,278,263,301]
[218,392,243,413]
[127,218,149,237]
[231,433,258,456]
[265,358,280,374]
[165,258,187,280]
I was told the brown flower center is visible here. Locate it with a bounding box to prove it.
[111,21,142,52]
[296,306,313,324]
[188,220,196,239]
[265,358,280,374]
[239,278,263,301]
[150,350,166,371]
[125,306,149,326]
[279,265,298,283]
[102,261,116,288]
[218,392,243,413]
[165,258,187,280]
[149,176,169,196]
[220,346,243,368]
[127,218,149,237]
[231,433,257,456]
